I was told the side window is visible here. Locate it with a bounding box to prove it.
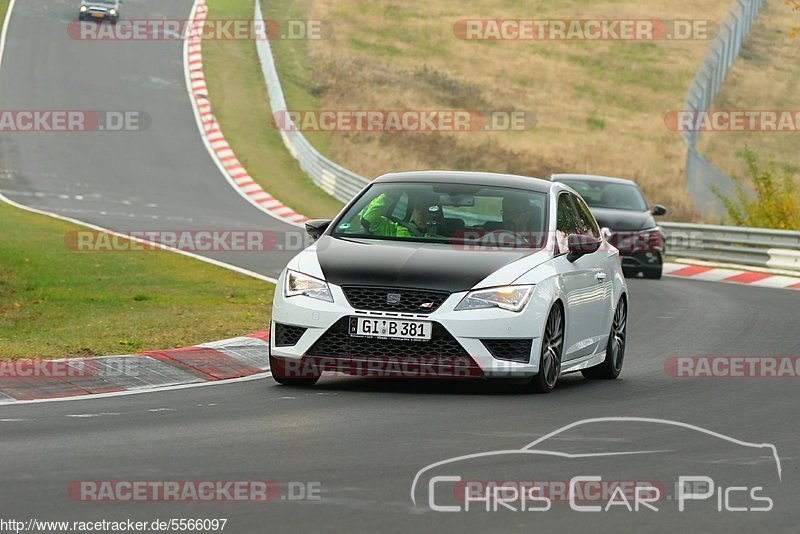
[556,193,579,234]
[556,193,578,254]
[570,194,600,238]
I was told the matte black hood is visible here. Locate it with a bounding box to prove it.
[314,236,532,293]
[590,208,655,231]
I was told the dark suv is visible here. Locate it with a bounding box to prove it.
[551,173,667,279]
[79,0,121,22]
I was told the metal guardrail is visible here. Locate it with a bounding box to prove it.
[682,0,765,210]
[662,222,800,270]
[253,0,369,204]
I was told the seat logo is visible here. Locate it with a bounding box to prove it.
[387,293,402,304]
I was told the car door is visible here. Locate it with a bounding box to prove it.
[570,193,615,346]
[555,192,607,362]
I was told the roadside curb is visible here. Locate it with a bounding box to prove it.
[185,0,308,226]
[664,262,800,290]
[0,332,271,404]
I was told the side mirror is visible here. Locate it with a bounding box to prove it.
[567,234,602,262]
[651,204,667,216]
[304,219,332,241]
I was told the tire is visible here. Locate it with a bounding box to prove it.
[269,354,320,387]
[528,304,564,393]
[582,296,627,380]
[641,267,662,279]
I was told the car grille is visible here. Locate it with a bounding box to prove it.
[273,323,307,347]
[304,318,479,376]
[481,339,533,363]
[341,286,450,314]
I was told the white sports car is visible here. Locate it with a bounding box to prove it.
[269,171,628,393]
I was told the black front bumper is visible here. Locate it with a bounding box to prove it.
[302,317,483,378]
[621,250,663,271]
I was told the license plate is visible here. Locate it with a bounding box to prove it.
[349,316,432,341]
[92,12,104,17]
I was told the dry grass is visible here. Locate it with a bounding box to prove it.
[696,0,800,182]
[294,0,737,220]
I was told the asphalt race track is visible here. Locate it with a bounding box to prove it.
[0,0,299,278]
[0,0,798,532]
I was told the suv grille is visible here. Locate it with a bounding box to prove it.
[481,339,533,363]
[274,323,307,347]
[342,286,449,314]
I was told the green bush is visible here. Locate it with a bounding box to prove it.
[715,148,800,230]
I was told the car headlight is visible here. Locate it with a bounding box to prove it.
[80,5,88,12]
[455,285,534,312]
[284,270,333,303]
[109,8,117,15]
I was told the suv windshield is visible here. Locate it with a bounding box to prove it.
[559,179,648,212]
[332,182,549,249]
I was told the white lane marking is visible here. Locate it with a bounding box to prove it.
[0,372,271,407]
[0,193,278,284]
[1,418,25,422]
[148,408,176,412]
[0,0,17,75]
[66,412,121,418]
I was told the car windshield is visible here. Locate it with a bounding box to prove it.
[559,179,648,211]
[331,182,549,249]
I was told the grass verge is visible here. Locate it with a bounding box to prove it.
[202,0,344,219]
[0,202,272,359]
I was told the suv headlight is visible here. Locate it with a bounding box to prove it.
[455,285,534,312]
[80,5,88,12]
[284,270,333,302]
[109,8,117,15]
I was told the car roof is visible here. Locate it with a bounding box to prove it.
[374,170,555,194]
[550,173,640,187]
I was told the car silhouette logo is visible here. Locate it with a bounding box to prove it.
[387,293,401,304]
